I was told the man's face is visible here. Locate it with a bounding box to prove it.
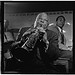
[56,17,65,28]
[37,14,48,29]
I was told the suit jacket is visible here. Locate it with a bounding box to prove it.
[46,29,60,61]
[35,29,60,63]
[48,25,59,36]
[16,27,30,41]
[48,25,66,45]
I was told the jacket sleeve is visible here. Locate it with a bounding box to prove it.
[37,31,60,64]
[16,27,30,41]
[16,27,24,41]
[46,31,60,61]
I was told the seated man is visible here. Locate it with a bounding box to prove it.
[48,15,72,59]
[48,15,73,73]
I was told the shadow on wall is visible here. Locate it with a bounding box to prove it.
[0,34,1,73]
[0,2,1,22]
[0,22,1,73]
[0,22,1,52]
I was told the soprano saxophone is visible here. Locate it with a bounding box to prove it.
[21,28,44,51]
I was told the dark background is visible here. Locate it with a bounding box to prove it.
[0,2,1,22]
[4,1,73,13]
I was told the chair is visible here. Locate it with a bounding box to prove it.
[54,57,70,73]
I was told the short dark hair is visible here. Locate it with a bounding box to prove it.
[56,15,66,22]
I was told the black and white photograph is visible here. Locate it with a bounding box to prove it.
[0,2,1,73]
[3,1,73,74]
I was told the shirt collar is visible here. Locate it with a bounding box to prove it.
[57,26,62,32]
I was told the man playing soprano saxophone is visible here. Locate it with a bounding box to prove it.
[11,12,60,73]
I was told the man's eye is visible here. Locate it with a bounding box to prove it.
[60,20,62,21]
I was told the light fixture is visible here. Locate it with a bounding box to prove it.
[66,22,71,25]
[49,23,54,26]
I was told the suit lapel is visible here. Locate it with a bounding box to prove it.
[55,26,60,36]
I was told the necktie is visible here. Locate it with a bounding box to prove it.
[60,30,64,44]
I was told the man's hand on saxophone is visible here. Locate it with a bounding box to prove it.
[37,27,49,51]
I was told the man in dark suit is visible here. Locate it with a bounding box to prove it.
[15,13,60,63]
[10,12,61,73]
